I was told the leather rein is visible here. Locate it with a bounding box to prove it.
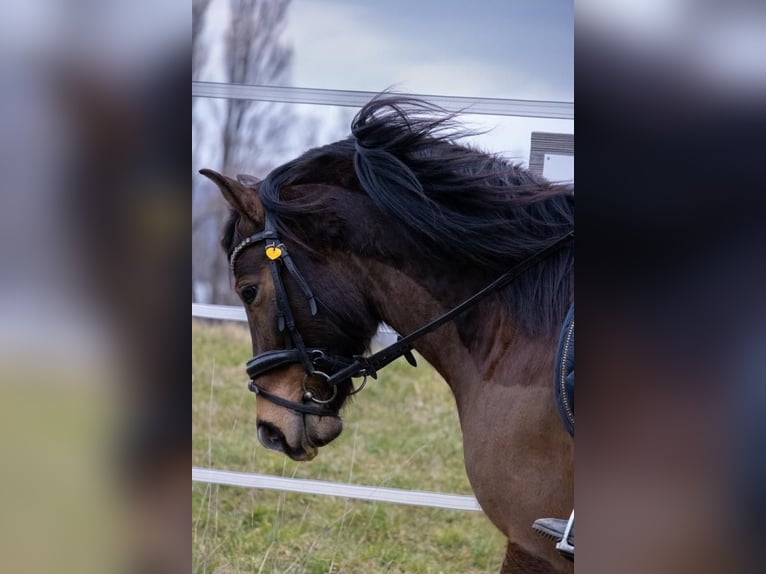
[230,214,573,418]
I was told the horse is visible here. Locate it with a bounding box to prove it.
[200,96,574,573]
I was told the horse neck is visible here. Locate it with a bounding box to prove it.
[358,257,552,407]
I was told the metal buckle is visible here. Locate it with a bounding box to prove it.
[301,371,337,404]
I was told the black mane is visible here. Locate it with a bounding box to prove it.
[225,96,573,336]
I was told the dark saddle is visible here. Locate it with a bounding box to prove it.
[531,306,575,559]
[554,305,574,436]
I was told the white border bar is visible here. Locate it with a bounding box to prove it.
[192,81,574,120]
[192,467,482,512]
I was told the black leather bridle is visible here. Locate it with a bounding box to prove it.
[230,214,357,417]
[230,213,573,418]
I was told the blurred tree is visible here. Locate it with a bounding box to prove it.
[193,0,297,304]
[192,0,212,78]
[192,0,212,302]
[220,0,292,175]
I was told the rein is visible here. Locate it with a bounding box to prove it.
[230,214,573,418]
[325,230,575,386]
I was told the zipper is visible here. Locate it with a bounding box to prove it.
[559,319,575,427]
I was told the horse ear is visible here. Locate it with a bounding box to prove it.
[199,169,264,222]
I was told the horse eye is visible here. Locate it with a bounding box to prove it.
[241,285,259,304]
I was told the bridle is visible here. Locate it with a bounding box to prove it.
[230,214,357,417]
[230,212,573,418]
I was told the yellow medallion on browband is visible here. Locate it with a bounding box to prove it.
[265,245,283,260]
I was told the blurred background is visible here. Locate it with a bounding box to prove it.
[0,1,189,573]
[577,2,766,573]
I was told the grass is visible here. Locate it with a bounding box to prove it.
[193,320,505,573]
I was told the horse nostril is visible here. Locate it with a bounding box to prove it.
[257,421,287,453]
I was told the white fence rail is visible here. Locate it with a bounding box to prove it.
[193,303,246,322]
[192,81,574,120]
[192,303,398,341]
[193,467,481,512]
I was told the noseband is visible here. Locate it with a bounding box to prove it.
[231,213,573,419]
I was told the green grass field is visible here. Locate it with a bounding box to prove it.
[193,320,505,573]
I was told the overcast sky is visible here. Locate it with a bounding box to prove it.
[284,0,573,101]
[197,0,573,171]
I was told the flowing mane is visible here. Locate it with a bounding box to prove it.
[224,96,573,336]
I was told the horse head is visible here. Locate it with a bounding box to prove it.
[200,169,379,460]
